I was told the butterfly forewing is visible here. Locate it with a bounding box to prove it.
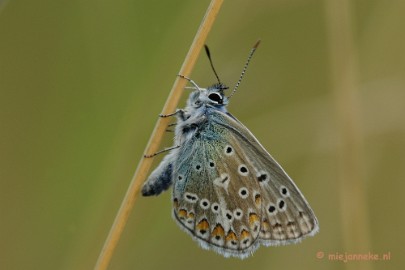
[212,110,319,245]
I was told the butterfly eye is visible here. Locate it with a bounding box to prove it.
[208,93,223,104]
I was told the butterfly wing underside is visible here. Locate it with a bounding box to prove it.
[172,130,263,258]
[215,112,319,245]
[172,109,318,258]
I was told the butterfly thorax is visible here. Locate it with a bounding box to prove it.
[174,84,230,143]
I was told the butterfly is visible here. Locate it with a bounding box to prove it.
[142,41,319,258]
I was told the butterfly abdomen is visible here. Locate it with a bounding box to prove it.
[142,156,174,196]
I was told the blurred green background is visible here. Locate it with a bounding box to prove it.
[1,0,404,269]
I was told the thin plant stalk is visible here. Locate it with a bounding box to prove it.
[93,1,224,269]
[325,1,371,270]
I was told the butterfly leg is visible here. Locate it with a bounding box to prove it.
[177,74,201,90]
[142,153,175,196]
[159,109,186,120]
[165,123,177,132]
[144,145,180,158]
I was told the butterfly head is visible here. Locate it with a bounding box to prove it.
[183,40,260,113]
[187,83,229,110]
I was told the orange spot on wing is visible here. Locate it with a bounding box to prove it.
[178,209,187,219]
[196,219,210,232]
[211,224,225,238]
[240,229,250,239]
[254,194,261,206]
[262,219,270,231]
[226,230,238,242]
[249,213,259,226]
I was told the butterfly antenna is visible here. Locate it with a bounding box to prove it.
[204,45,222,84]
[228,40,261,99]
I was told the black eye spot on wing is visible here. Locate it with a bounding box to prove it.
[209,160,215,168]
[224,145,233,156]
[238,164,249,176]
[280,186,290,197]
[184,192,199,203]
[238,187,249,199]
[256,170,269,183]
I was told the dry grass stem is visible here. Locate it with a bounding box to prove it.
[326,1,371,270]
[93,0,224,269]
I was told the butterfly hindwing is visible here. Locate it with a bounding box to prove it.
[172,119,263,258]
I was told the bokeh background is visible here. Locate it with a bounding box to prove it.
[1,0,404,269]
